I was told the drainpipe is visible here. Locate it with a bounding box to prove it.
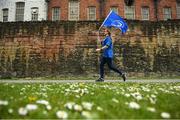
[45,0,50,20]
[99,0,105,20]
[154,0,159,21]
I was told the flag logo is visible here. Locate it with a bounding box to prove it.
[111,20,124,28]
[99,10,128,33]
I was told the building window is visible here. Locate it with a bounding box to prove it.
[31,7,38,21]
[69,1,79,20]
[163,7,171,20]
[2,8,8,22]
[15,2,25,21]
[141,6,149,20]
[110,7,118,14]
[177,2,180,19]
[125,5,135,19]
[88,6,96,20]
[52,7,60,21]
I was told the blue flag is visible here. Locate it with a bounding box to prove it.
[100,10,128,33]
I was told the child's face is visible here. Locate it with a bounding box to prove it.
[104,29,108,35]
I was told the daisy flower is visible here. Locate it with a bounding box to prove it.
[56,110,68,119]
[128,102,140,109]
[82,102,93,111]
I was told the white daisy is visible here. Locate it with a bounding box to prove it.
[74,104,83,112]
[56,110,68,119]
[11,85,15,88]
[81,111,91,118]
[82,102,93,111]
[65,89,70,92]
[149,97,156,104]
[0,100,8,106]
[151,94,156,98]
[8,108,13,114]
[112,98,119,103]
[64,102,75,110]
[125,93,130,97]
[18,107,28,116]
[131,92,143,101]
[26,104,38,111]
[161,112,171,119]
[128,102,140,109]
[147,107,156,112]
[75,95,80,98]
[141,86,150,92]
[21,88,26,91]
[36,100,49,106]
[46,105,52,110]
[97,106,103,111]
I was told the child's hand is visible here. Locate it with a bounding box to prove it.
[96,32,100,36]
[96,48,101,52]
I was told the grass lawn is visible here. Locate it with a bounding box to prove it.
[0,82,180,119]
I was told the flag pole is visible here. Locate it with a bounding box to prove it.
[98,10,113,31]
[97,10,113,45]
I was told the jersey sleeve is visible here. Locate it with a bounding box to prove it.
[105,37,112,47]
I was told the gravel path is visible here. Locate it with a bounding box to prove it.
[0,79,180,83]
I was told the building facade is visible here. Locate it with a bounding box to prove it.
[48,0,180,21]
[0,0,48,22]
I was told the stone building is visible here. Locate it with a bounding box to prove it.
[0,0,48,22]
[48,0,180,21]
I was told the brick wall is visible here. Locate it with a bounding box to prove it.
[158,0,177,20]
[48,0,179,21]
[0,20,179,78]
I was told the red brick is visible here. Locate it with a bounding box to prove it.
[48,0,179,21]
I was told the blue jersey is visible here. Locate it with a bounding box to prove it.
[102,36,113,58]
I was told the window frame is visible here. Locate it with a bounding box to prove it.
[15,2,25,21]
[52,7,60,21]
[141,6,150,20]
[31,7,39,21]
[163,7,172,20]
[124,5,135,19]
[177,2,180,19]
[2,8,9,22]
[87,6,96,21]
[68,1,79,21]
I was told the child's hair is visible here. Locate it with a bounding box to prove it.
[106,29,111,36]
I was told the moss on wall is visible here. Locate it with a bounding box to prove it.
[0,20,179,78]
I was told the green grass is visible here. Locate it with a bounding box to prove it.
[0,83,180,119]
